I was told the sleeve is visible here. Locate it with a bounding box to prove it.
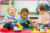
[35,15,40,23]
[44,15,49,24]
[27,17,30,21]
[3,16,8,23]
[16,17,19,22]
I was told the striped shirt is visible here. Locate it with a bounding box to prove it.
[3,14,17,24]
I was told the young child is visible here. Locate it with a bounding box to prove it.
[37,4,49,28]
[16,8,34,28]
[3,7,16,30]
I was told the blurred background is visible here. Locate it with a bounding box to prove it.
[0,0,49,23]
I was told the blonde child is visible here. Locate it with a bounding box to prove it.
[3,7,16,30]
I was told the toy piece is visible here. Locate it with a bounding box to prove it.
[0,24,3,28]
[43,27,47,32]
[46,29,50,32]
[9,29,14,31]
[14,26,22,32]
[32,21,35,23]
[16,22,23,29]
[40,29,44,32]
[14,22,23,32]
[33,28,39,32]
[1,28,8,32]
[36,24,39,31]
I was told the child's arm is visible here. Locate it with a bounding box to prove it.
[3,16,10,23]
[29,20,35,27]
[27,17,35,27]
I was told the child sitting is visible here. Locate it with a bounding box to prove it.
[3,7,17,30]
[16,8,34,28]
[37,4,49,29]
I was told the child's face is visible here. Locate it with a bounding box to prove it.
[8,7,16,16]
[21,12,28,20]
[37,7,41,14]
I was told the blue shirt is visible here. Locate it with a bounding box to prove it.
[16,15,30,24]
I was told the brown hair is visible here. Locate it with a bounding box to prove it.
[39,5,46,11]
[21,8,29,13]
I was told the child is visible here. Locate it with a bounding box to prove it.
[3,7,16,30]
[37,4,49,28]
[16,8,34,28]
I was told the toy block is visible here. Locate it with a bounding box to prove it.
[0,24,3,28]
[1,28,8,32]
[16,22,23,29]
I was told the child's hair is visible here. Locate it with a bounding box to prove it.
[21,8,29,13]
[39,4,46,11]
[7,6,16,11]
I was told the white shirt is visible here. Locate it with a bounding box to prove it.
[38,12,49,24]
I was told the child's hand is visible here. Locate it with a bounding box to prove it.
[5,19,10,23]
[25,22,28,24]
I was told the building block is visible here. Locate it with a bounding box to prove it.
[0,24,3,28]
[36,24,39,31]
[9,29,14,31]
[46,29,50,32]
[16,22,23,29]
[33,28,39,32]
[1,28,8,32]
[14,26,22,32]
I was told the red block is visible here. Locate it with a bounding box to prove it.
[0,29,1,32]
[1,28,8,32]
[9,29,14,31]
[32,21,35,23]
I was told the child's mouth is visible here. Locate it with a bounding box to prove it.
[11,12,13,14]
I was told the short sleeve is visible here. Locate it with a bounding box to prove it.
[27,17,30,21]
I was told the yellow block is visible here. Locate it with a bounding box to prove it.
[0,24,3,28]
[33,28,36,31]
[16,27,23,30]
[46,29,50,33]
[32,28,39,33]
[16,22,23,29]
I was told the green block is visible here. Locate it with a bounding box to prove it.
[24,27,35,30]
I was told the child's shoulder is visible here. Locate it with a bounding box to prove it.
[45,12,49,16]
[5,14,11,17]
[16,15,21,19]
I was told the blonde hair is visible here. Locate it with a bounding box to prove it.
[7,7,17,12]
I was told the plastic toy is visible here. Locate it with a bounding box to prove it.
[16,22,23,29]
[36,24,39,31]
[14,22,23,32]
[32,21,35,23]
[9,29,14,31]
[0,24,3,28]
[14,26,23,32]
[46,29,50,32]
[40,29,44,32]
[1,28,8,32]
[33,28,39,32]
